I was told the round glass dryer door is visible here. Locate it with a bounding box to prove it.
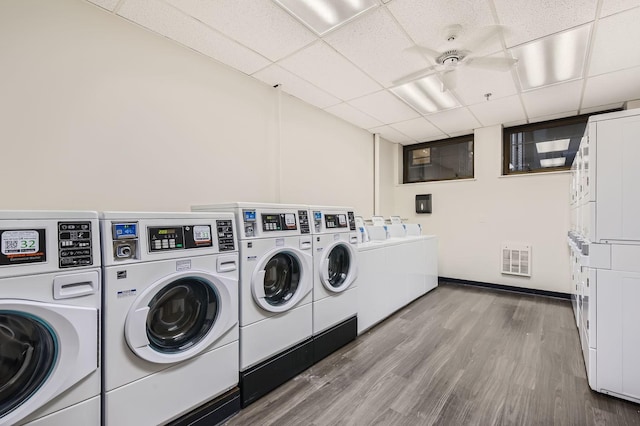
[252,249,310,313]
[263,253,300,306]
[0,312,57,418]
[320,241,357,293]
[145,277,218,354]
[125,270,236,364]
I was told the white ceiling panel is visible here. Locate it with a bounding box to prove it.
[118,0,270,74]
[469,95,526,127]
[324,7,429,87]
[453,53,519,105]
[324,102,383,129]
[425,107,481,135]
[521,80,583,118]
[369,125,414,144]
[600,0,640,18]
[582,66,640,109]
[348,90,420,124]
[252,64,340,109]
[589,7,640,76]
[387,0,497,56]
[529,110,578,123]
[87,0,119,11]
[279,41,381,101]
[494,0,597,47]
[165,0,317,61]
[390,117,446,141]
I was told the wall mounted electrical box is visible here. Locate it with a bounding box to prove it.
[415,194,432,214]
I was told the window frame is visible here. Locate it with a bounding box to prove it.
[502,111,619,176]
[403,134,474,184]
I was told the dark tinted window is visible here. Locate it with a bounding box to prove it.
[404,135,474,183]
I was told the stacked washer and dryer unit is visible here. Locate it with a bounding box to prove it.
[192,203,314,407]
[100,212,241,425]
[0,211,102,426]
[308,206,359,363]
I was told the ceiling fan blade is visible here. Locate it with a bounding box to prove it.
[392,65,438,86]
[404,44,440,59]
[463,25,507,52]
[440,70,457,92]
[465,56,518,71]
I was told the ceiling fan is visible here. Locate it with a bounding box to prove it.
[394,24,518,91]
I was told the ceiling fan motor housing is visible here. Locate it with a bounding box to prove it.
[437,50,467,66]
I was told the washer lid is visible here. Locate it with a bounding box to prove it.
[125,270,237,364]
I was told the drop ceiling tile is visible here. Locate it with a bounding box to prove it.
[390,117,446,141]
[252,64,340,109]
[582,66,640,109]
[118,0,270,74]
[424,107,481,135]
[504,119,528,128]
[589,8,640,76]
[453,53,518,105]
[448,130,475,137]
[529,110,578,123]
[579,102,625,115]
[468,95,525,127]
[165,0,317,61]
[494,0,597,47]
[279,41,381,101]
[348,90,420,123]
[600,0,640,17]
[520,80,583,118]
[369,125,414,144]
[324,7,429,87]
[324,103,383,129]
[387,0,497,56]
[87,0,119,11]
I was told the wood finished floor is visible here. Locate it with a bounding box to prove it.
[225,283,640,426]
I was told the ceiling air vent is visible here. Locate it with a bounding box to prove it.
[501,243,531,277]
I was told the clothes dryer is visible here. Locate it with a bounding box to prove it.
[191,203,313,407]
[0,211,101,426]
[309,206,359,363]
[100,212,239,426]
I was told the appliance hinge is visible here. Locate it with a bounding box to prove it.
[587,278,589,287]
[587,320,589,330]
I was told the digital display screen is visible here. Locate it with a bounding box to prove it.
[158,229,176,235]
[114,223,137,239]
[314,212,322,220]
[244,210,256,221]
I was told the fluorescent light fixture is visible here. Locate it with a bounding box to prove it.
[390,75,460,115]
[510,24,590,90]
[540,157,566,168]
[273,0,378,36]
[535,138,570,154]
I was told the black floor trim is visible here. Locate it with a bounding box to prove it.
[167,387,240,426]
[240,337,314,408]
[313,316,357,364]
[439,277,571,300]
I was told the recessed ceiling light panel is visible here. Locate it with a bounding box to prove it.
[540,157,566,168]
[510,25,591,91]
[535,138,570,153]
[273,0,378,36]
[390,75,460,115]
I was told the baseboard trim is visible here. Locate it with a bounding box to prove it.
[439,277,571,300]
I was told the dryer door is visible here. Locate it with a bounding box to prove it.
[320,240,358,293]
[252,248,312,313]
[125,270,237,364]
[0,301,98,426]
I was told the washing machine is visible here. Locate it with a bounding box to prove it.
[309,206,359,363]
[0,210,101,426]
[191,203,313,407]
[100,212,240,426]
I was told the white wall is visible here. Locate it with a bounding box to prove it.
[0,0,374,215]
[385,126,572,294]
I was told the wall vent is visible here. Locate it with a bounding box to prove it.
[501,243,531,277]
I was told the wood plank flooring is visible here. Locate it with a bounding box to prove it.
[225,283,640,425]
